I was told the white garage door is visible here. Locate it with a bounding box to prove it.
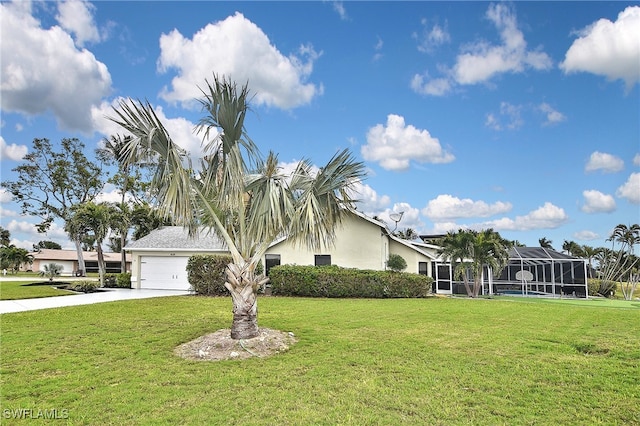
[140,256,191,290]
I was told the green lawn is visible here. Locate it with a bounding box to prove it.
[0,280,75,300]
[1,296,639,425]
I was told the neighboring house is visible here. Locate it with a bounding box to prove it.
[28,249,130,276]
[125,227,228,290]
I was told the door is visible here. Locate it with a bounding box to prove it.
[435,263,452,295]
[140,256,191,290]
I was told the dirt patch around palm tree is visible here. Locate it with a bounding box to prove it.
[174,328,298,361]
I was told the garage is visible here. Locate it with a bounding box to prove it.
[125,226,229,291]
[140,256,191,290]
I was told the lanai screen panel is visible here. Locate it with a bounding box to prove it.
[496,247,587,297]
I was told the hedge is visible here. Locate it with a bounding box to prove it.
[186,254,233,296]
[269,265,433,298]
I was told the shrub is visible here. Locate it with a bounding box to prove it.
[116,273,131,288]
[269,265,432,298]
[68,280,99,293]
[386,254,407,272]
[103,274,118,287]
[186,254,233,296]
[588,279,616,297]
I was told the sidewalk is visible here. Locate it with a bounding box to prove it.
[0,288,192,314]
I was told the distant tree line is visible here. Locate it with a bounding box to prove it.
[1,136,172,285]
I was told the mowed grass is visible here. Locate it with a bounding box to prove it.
[0,280,74,300]
[1,296,639,425]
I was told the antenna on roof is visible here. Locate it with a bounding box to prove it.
[389,211,404,232]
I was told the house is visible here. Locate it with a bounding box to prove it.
[125,211,438,291]
[125,213,588,298]
[28,249,130,276]
[264,210,439,276]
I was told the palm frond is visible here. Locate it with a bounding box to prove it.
[108,99,195,228]
[289,149,366,250]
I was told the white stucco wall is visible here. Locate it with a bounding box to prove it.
[265,213,435,274]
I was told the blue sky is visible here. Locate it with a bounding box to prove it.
[1,1,639,252]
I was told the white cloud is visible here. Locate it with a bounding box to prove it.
[413,4,552,97]
[361,114,454,171]
[453,3,552,85]
[373,36,383,62]
[0,136,28,161]
[414,19,450,53]
[353,182,391,213]
[616,172,640,204]
[56,0,101,47]
[560,6,640,90]
[480,202,569,231]
[585,151,624,173]
[0,1,112,132]
[375,203,424,232]
[157,12,321,110]
[538,103,567,126]
[485,102,523,130]
[0,188,14,203]
[633,153,640,166]
[581,190,616,213]
[411,73,452,96]
[422,194,512,220]
[431,222,464,235]
[331,1,348,21]
[574,230,599,241]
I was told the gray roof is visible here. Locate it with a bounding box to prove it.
[125,226,228,251]
[509,247,581,261]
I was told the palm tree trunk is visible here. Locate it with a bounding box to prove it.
[96,244,106,287]
[224,262,269,340]
[120,233,127,273]
[74,239,86,276]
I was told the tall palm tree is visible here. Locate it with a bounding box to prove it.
[438,229,511,298]
[109,75,366,339]
[562,240,583,257]
[538,237,553,250]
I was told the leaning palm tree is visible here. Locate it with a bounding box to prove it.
[109,75,366,339]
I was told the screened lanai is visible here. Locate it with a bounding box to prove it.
[494,247,588,298]
[431,247,588,298]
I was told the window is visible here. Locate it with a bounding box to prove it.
[265,254,281,276]
[314,255,331,266]
[419,262,428,276]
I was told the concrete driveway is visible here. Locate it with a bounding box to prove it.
[0,285,192,314]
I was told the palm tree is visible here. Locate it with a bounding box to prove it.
[539,237,553,250]
[96,134,150,272]
[581,245,598,278]
[395,228,418,240]
[0,245,33,273]
[438,229,511,298]
[40,263,63,281]
[438,229,475,297]
[562,240,583,257]
[109,75,366,339]
[67,202,115,287]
